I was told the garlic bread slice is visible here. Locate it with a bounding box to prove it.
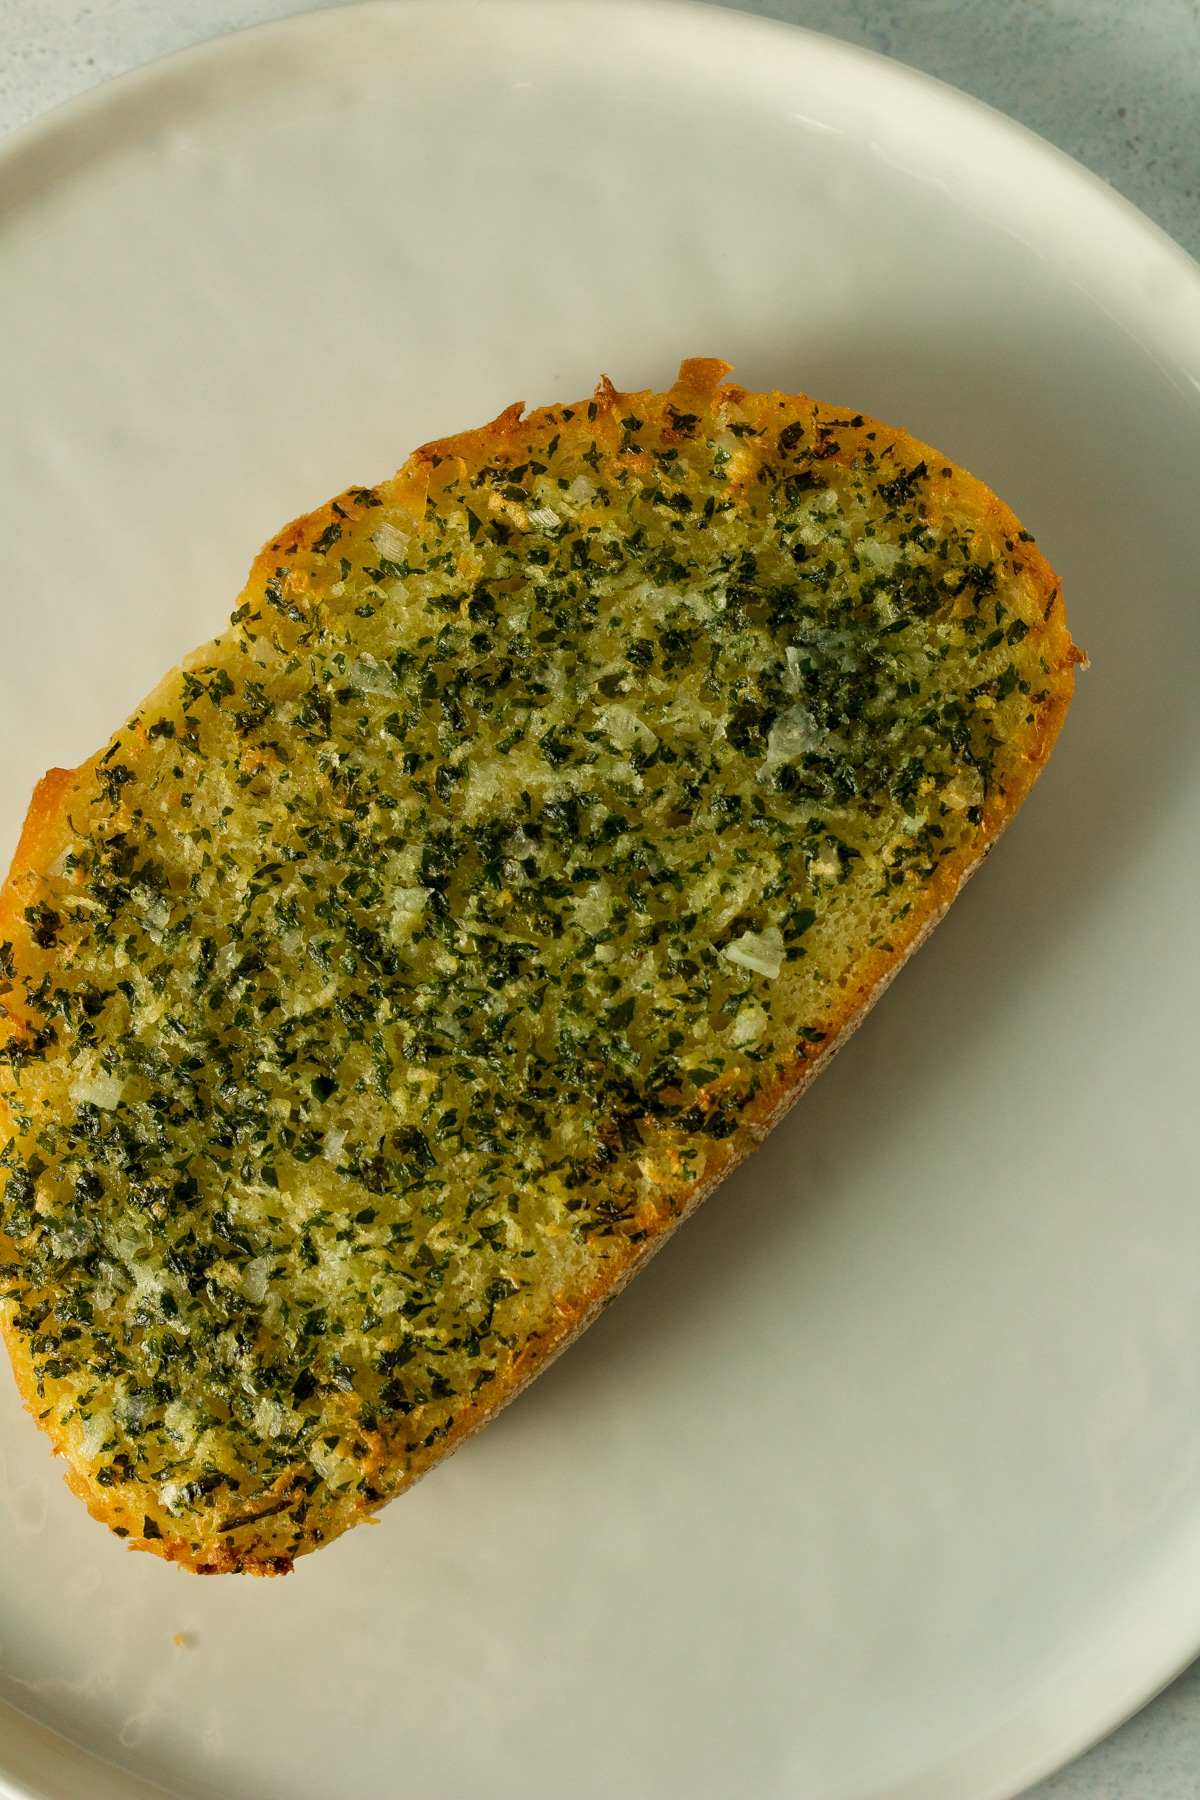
[0,360,1081,1572]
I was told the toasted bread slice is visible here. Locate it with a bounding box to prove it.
[0,360,1080,1573]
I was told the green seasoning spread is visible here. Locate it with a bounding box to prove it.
[0,364,1072,1570]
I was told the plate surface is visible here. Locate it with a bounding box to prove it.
[1,3,1199,1796]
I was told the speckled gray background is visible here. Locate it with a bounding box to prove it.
[1,2,1198,1795]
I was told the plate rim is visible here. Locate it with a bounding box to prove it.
[2,0,1198,292]
[0,4,1198,1798]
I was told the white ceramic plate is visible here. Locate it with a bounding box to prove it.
[1,3,1198,1796]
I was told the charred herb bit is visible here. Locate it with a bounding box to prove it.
[24,904,61,950]
[877,461,928,508]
